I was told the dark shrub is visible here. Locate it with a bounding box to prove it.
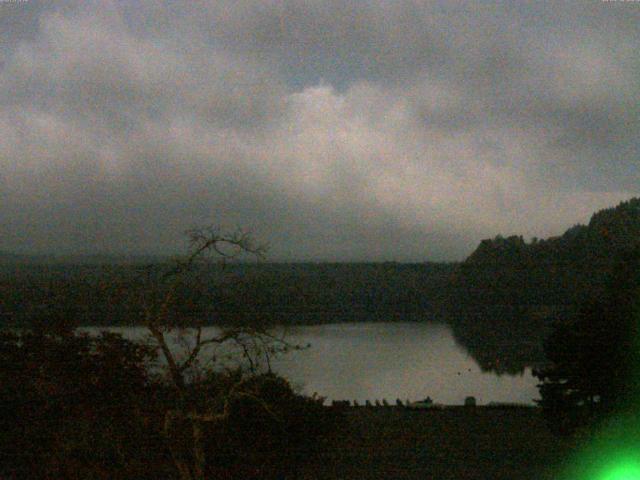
[0,328,171,479]
[206,372,342,479]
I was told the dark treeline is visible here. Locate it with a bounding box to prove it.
[447,197,640,374]
[0,262,456,327]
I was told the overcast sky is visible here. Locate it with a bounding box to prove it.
[0,1,638,261]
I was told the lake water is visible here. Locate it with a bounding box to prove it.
[84,322,540,405]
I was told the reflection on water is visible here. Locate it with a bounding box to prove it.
[270,322,539,405]
[83,322,540,405]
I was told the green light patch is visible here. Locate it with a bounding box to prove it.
[600,458,640,480]
[557,412,640,480]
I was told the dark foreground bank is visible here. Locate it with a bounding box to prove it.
[297,406,570,480]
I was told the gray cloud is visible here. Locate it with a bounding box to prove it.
[0,0,638,261]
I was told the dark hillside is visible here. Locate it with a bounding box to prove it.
[448,197,640,373]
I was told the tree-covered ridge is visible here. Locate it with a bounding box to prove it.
[447,197,640,374]
[466,197,640,266]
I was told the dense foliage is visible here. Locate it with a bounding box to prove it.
[0,326,341,479]
[534,249,640,435]
[0,326,166,479]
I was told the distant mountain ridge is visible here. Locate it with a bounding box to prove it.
[0,253,173,265]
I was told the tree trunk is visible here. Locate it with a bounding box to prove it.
[191,418,206,480]
[164,410,195,480]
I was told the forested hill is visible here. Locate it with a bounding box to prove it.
[465,197,640,267]
[447,198,640,373]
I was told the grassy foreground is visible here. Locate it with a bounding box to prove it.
[297,406,570,480]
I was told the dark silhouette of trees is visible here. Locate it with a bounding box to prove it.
[0,325,167,479]
[0,227,338,479]
[136,226,301,480]
[534,248,640,435]
[450,197,640,374]
[0,324,337,479]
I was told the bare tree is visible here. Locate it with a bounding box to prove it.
[138,227,294,480]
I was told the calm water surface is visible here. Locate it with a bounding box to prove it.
[86,322,540,405]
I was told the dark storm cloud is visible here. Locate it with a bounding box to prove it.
[0,0,638,260]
